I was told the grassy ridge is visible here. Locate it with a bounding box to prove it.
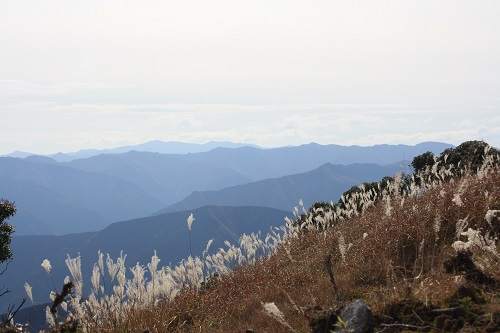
[8,141,500,332]
[130,155,500,332]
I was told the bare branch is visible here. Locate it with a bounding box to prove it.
[0,259,12,276]
[380,323,432,330]
[430,307,462,315]
[324,254,343,307]
[5,298,26,325]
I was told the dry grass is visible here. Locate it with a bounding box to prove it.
[118,166,500,332]
[36,146,500,333]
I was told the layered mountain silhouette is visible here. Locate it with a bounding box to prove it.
[63,151,251,204]
[0,174,106,235]
[1,142,452,235]
[170,142,451,180]
[1,141,260,162]
[156,163,401,214]
[0,157,163,234]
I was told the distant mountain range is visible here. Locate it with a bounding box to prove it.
[0,141,452,235]
[166,141,451,180]
[2,205,292,316]
[2,141,261,162]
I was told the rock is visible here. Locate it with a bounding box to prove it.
[335,299,372,333]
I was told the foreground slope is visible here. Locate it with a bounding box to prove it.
[76,146,498,332]
[153,151,499,332]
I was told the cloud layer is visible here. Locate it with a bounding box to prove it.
[1,97,498,154]
[1,1,499,154]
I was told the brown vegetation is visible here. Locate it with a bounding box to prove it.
[9,141,500,332]
[118,156,500,332]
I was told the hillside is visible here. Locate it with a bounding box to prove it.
[14,141,498,333]
[144,143,499,332]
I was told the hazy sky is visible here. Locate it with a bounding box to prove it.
[1,1,499,155]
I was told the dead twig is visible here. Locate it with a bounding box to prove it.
[325,254,343,307]
[5,298,26,325]
[380,323,432,331]
[430,306,462,315]
[412,309,424,324]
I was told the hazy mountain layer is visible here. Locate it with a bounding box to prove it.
[64,151,251,205]
[0,141,260,161]
[172,142,452,180]
[157,163,401,214]
[0,157,164,235]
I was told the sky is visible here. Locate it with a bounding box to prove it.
[1,0,499,155]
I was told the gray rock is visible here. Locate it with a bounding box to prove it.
[335,299,372,333]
